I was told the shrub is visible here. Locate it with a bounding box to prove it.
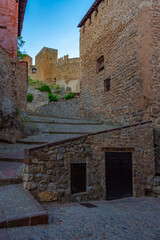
[27,94,34,103]
[63,93,75,100]
[37,84,51,94]
[48,93,59,102]
[56,84,60,90]
[28,77,36,86]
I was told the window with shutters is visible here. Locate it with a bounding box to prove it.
[71,163,86,194]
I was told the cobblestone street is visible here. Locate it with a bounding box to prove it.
[1,197,160,240]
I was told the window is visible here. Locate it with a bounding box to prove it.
[104,78,111,92]
[89,16,91,25]
[97,55,104,73]
[71,163,86,194]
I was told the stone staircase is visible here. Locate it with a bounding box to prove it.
[0,113,114,228]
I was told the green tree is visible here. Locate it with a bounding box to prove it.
[17,36,26,60]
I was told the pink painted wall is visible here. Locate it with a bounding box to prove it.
[0,0,19,58]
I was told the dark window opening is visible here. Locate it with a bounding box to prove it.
[0,26,7,29]
[71,163,86,194]
[89,16,91,25]
[104,78,111,92]
[97,55,104,73]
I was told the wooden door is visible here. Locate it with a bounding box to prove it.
[106,152,133,200]
[71,163,86,194]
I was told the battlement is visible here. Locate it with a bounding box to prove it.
[56,55,80,65]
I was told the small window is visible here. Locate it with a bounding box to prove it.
[89,16,91,25]
[71,163,86,194]
[104,78,111,92]
[97,55,104,73]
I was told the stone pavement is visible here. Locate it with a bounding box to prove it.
[0,185,48,229]
[0,162,23,186]
[1,197,160,240]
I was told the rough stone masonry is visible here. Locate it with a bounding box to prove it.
[23,122,155,202]
[79,0,160,126]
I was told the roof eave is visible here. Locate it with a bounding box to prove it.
[77,0,103,28]
[18,0,28,36]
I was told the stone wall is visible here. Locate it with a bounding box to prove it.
[23,122,155,203]
[0,46,28,111]
[53,57,80,93]
[0,46,28,142]
[79,0,160,125]
[37,98,80,119]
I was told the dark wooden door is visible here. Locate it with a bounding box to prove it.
[105,152,133,200]
[71,163,86,194]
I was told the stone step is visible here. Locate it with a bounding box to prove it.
[27,112,80,120]
[0,162,23,186]
[27,120,103,125]
[0,185,48,228]
[26,113,102,125]
[16,133,83,145]
[0,151,24,163]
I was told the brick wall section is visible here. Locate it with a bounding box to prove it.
[79,0,160,125]
[37,98,80,119]
[0,46,28,111]
[23,122,155,203]
[0,0,18,58]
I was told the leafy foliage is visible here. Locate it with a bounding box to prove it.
[27,94,34,103]
[63,93,75,100]
[37,84,52,94]
[17,36,26,60]
[28,77,36,86]
[48,93,59,102]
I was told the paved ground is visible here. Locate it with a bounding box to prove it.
[0,185,48,229]
[1,197,160,240]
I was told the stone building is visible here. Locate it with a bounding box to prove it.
[23,0,160,202]
[28,47,80,93]
[0,0,27,58]
[0,0,28,142]
[78,0,160,126]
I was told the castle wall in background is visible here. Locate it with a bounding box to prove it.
[26,47,80,93]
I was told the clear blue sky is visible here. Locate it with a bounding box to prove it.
[22,0,94,63]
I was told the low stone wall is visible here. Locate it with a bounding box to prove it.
[37,98,80,119]
[23,122,155,203]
